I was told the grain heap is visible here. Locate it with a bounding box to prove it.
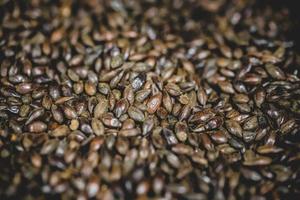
[0,0,299,199]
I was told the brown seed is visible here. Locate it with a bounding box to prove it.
[135,89,152,102]
[63,104,78,119]
[163,91,173,113]
[119,128,141,137]
[131,73,146,91]
[200,133,214,151]
[114,98,129,118]
[243,73,262,85]
[197,87,207,106]
[179,104,191,121]
[73,81,84,94]
[243,116,258,130]
[98,83,110,95]
[255,128,268,141]
[163,128,178,145]
[136,181,150,195]
[243,156,272,166]
[166,152,180,168]
[25,108,45,125]
[111,54,124,69]
[82,121,93,137]
[142,117,154,136]
[156,107,168,119]
[31,153,42,168]
[94,99,109,118]
[165,83,181,96]
[257,145,283,154]
[87,177,100,198]
[175,122,188,142]
[265,64,285,80]
[124,85,135,105]
[19,104,30,117]
[210,131,228,144]
[233,93,249,103]
[254,89,266,108]
[218,81,235,94]
[280,119,296,135]
[55,96,74,105]
[128,106,145,122]
[67,69,79,82]
[147,92,162,114]
[42,95,52,110]
[102,114,122,128]
[172,144,193,155]
[241,168,262,181]
[190,109,215,124]
[70,119,79,130]
[51,105,64,123]
[122,118,136,130]
[110,70,124,88]
[85,81,96,96]
[51,28,64,43]
[51,125,70,137]
[91,118,105,136]
[225,120,242,138]
[191,152,208,166]
[16,83,33,94]
[243,131,256,143]
[205,116,223,130]
[28,121,47,133]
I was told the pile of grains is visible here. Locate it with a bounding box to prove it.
[0,0,299,199]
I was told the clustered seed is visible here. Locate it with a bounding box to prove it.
[0,0,300,200]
